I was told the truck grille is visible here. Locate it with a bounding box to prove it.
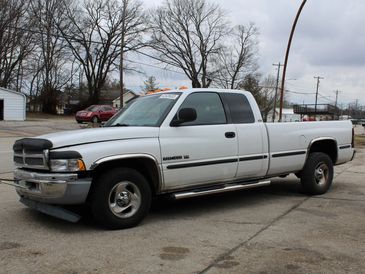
[13,148,49,170]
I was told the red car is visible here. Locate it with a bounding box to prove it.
[75,105,118,123]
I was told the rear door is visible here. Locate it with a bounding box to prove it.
[159,92,238,190]
[220,93,269,179]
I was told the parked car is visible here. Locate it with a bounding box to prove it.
[75,105,117,123]
[10,89,355,229]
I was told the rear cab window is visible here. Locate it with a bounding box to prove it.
[220,93,255,124]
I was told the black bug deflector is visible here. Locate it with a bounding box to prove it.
[13,138,53,151]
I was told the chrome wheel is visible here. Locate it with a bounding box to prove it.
[301,152,333,195]
[108,181,141,218]
[314,162,329,186]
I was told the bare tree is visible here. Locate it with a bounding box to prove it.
[29,0,76,113]
[149,0,228,88]
[213,23,259,89]
[0,0,34,89]
[57,0,146,105]
[260,75,276,122]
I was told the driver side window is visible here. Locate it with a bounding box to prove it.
[178,92,226,126]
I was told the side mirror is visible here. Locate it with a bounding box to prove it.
[170,108,197,126]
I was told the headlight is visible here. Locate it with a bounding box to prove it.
[50,159,86,172]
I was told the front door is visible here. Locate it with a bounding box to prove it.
[159,92,238,190]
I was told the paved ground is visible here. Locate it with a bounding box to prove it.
[0,120,364,274]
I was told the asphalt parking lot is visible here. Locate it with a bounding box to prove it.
[1,119,365,274]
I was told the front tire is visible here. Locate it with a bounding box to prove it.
[91,168,152,229]
[300,152,334,195]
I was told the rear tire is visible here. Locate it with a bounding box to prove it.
[300,152,333,195]
[91,168,152,229]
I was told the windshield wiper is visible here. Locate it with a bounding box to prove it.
[110,123,130,127]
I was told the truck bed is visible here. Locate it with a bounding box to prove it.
[265,120,354,176]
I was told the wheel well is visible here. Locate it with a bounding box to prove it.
[91,157,161,195]
[308,139,337,164]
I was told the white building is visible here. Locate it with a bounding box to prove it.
[267,108,301,123]
[0,87,26,121]
[113,90,140,108]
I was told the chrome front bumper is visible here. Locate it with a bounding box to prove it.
[14,169,92,205]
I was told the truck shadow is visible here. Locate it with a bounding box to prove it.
[149,178,304,218]
[20,178,305,231]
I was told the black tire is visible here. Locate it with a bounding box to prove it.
[90,168,152,229]
[300,152,334,195]
[76,120,82,124]
[91,116,99,123]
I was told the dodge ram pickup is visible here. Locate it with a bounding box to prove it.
[7,89,355,229]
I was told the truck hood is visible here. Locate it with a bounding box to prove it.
[37,127,160,149]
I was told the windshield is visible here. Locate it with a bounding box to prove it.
[105,93,181,127]
[85,105,99,112]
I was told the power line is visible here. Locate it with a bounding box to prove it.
[124,58,186,75]
[286,81,313,90]
[285,89,316,95]
[318,94,333,102]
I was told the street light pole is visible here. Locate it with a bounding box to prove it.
[279,0,307,121]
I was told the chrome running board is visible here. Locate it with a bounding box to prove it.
[172,180,271,200]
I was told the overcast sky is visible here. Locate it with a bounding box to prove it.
[125,0,365,106]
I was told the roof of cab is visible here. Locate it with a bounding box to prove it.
[145,88,251,96]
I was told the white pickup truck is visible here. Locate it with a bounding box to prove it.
[10,89,355,229]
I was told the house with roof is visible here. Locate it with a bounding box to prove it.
[112,90,140,108]
[0,87,26,121]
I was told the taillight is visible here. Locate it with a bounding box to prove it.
[351,127,355,148]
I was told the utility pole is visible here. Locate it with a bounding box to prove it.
[314,76,324,115]
[119,0,127,109]
[272,63,283,122]
[355,99,359,110]
[333,90,341,120]
[334,90,340,108]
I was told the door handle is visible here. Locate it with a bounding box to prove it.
[225,132,236,138]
